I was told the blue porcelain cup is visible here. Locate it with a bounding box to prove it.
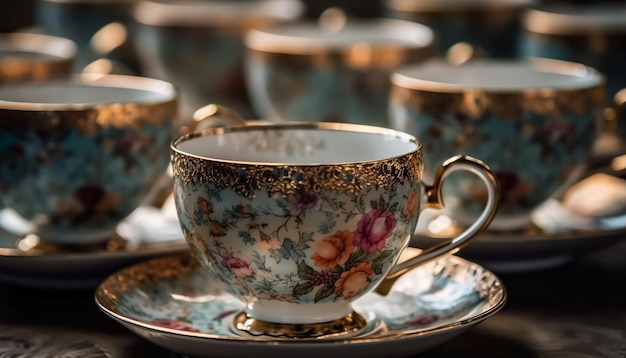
[133,0,304,122]
[382,0,533,59]
[244,18,435,127]
[389,58,605,230]
[0,74,178,244]
[35,0,141,74]
[519,4,626,106]
[0,32,76,83]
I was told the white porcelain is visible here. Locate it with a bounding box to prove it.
[171,122,499,327]
[95,250,506,358]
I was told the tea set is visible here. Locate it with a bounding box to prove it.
[1,0,626,356]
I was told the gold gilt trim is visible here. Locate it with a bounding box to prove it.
[95,253,199,309]
[0,101,178,134]
[390,83,604,119]
[247,45,435,70]
[171,126,423,199]
[233,310,368,339]
[0,59,73,83]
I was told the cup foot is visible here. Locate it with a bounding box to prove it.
[231,310,368,340]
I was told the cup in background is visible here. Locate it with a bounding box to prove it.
[0,74,178,244]
[611,89,626,154]
[132,0,304,122]
[171,120,499,338]
[389,58,605,230]
[245,17,435,127]
[382,0,533,60]
[520,4,626,105]
[0,32,76,83]
[35,0,141,74]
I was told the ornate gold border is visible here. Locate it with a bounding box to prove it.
[171,123,423,198]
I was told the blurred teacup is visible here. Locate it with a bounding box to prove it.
[389,58,605,230]
[245,16,435,127]
[171,116,499,338]
[520,4,626,105]
[382,0,533,59]
[133,0,304,122]
[35,0,141,74]
[0,32,76,83]
[0,74,178,244]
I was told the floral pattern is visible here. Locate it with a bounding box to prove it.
[389,80,603,225]
[175,182,419,305]
[0,121,174,239]
[99,253,503,338]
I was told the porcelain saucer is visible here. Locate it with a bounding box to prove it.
[95,250,506,358]
[0,205,189,289]
[413,209,626,273]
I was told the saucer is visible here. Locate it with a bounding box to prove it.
[413,210,626,273]
[95,250,506,358]
[412,168,626,273]
[0,206,189,289]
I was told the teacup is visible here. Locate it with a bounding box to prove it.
[389,58,605,230]
[519,4,626,105]
[35,0,141,73]
[171,117,499,339]
[0,32,76,83]
[244,17,435,127]
[0,74,178,244]
[133,0,304,122]
[382,0,533,59]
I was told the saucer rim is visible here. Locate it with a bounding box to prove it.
[95,252,507,345]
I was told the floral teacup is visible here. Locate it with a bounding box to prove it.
[0,74,178,244]
[389,58,604,230]
[171,119,499,339]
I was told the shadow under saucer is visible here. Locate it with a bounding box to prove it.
[0,207,189,289]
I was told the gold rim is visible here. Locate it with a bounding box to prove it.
[233,311,368,340]
[391,58,604,93]
[94,252,507,344]
[172,121,422,164]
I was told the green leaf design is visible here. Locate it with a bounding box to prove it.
[372,260,384,275]
[239,231,256,246]
[379,195,390,212]
[297,260,317,280]
[293,282,315,296]
[315,283,336,302]
[345,248,367,269]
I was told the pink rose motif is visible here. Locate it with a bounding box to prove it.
[221,252,256,279]
[354,209,395,253]
[151,318,200,332]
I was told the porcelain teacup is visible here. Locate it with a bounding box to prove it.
[35,0,141,73]
[382,0,533,59]
[520,4,626,105]
[170,115,499,339]
[133,0,304,122]
[0,74,178,245]
[0,32,76,83]
[389,58,605,230]
[244,16,435,127]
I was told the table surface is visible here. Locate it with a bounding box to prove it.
[0,238,624,358]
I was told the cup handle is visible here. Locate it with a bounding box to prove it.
[179,103,248,135]
[376,155,500,296]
